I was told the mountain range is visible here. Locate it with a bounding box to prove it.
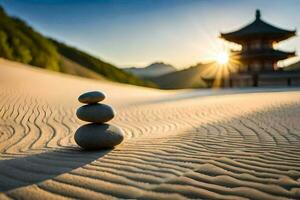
[124,62,177,78]
[148,63,213,89]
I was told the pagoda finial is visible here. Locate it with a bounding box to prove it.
[255,9,261,20]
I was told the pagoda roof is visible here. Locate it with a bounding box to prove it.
[220,10,296,43]
[235,49,295,61]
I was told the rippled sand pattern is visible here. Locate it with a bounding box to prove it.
[1,59,300,200]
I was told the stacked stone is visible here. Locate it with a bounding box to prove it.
[75,91,124,150]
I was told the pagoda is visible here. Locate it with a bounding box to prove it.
[221,9,296,73]
[217,10,300,87]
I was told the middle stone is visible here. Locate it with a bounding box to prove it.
[76,103,115,123]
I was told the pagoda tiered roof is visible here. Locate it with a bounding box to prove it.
[220,10,296,43]
[234,49,295,60]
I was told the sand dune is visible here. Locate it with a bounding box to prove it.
[0,59,300,199]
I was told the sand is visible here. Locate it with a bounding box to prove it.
[0,58,300,200]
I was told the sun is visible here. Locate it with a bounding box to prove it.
[216,52,229,65]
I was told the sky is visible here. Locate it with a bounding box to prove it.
[1,0,300,69]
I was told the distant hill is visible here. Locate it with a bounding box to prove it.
[148,63,215,89]
[51,39,156,87]
[124,62,177,78]
[59,55,105,80]
[0,6,155,87]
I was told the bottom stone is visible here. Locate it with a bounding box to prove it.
[75,123,124,150]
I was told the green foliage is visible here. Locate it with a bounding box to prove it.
[0,6,60,70]
[0,31,13,59]
[51,39,156,87]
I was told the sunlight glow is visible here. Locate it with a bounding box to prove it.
[198,38,242,88]
[216,52,229,65]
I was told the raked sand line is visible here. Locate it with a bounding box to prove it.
[0,59,300,199]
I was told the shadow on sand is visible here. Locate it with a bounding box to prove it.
[0,147,111,192]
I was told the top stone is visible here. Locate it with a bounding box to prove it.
[78,91,106,104]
